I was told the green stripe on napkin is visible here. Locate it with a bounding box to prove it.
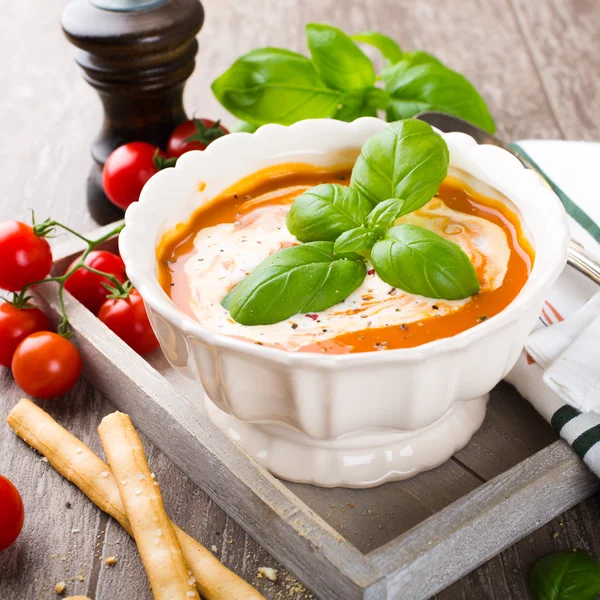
[550,405,580,432]
[510,143,600,245]
[549,405,600,462]
[572,424,600,459]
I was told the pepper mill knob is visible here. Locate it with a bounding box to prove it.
[62,0,204,224]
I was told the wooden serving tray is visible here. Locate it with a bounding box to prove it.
[35,224,599,600]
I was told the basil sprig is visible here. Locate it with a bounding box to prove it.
[530,551,600,600]
[212,24,495,133]
[222,119,481,326]
[222,242,366,326]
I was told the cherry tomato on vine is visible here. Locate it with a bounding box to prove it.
[0,302,51,368]
[167,118,229,158]
[12,332,82,399]
[64,250,127,315]
[0,221,53,292]
[0,474,24,551]
[98,290,159,355]
[102,142,173,210]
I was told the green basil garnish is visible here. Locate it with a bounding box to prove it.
[286,184,372,242]
[398,50,442,68]
[223,120,483,326]
[332,89,378,122]
[366,198,407,237]
[229,120,259,133]
[306,23,376,92]
[530,551,600,600]
[371,224,480,300]
[211,24,495,131]
[350,119,449,212]
[211,48,341,126]
[351,31,403,66]
[382,61,496,133]
[333,227,376,254]
[221,242,366,325]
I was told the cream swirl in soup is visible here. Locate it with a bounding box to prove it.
[157,165,533,354]
[182,199,510,351]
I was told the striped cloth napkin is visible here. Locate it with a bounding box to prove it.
[505,140,600,477]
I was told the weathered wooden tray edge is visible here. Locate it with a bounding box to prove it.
[34,227,599,600]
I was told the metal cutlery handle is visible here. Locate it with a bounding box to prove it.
[567,241,600,285]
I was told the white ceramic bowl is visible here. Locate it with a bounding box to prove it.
[120,117,569,487]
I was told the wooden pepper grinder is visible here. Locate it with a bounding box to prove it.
[62,0,204,224]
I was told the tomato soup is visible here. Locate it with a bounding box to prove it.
[157,164,534,354]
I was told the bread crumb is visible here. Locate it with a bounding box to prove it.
[105,556,117,566]
[55,581,66,594]
[211,545,218,553]
[258,567,278,582]
[77,576,85,582]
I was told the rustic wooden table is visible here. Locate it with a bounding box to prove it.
[1,1,599,598]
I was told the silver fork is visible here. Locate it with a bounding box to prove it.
[416,111,600,285]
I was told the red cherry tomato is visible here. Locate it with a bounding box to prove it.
[12,332,82,399]
[64,250,127,315]
[167,118,229,158]
[98,291,159,355]
[102,142,164,210]
[0,221,53,292]
[0,302,51,368]
[0,474,24,551]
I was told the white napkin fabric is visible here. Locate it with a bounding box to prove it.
[505,140,600,477]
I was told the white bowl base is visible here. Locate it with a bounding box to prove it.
[204,393,489,488]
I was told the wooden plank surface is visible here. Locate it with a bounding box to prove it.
[1,0,599,599]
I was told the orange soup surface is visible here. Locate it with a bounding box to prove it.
[157,164,534,354]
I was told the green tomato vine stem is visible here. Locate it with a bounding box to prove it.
[11,221,126,337]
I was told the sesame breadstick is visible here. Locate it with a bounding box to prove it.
[98,411,197,600]
[7,399,264,600]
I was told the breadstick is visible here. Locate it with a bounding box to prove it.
[7,399,264,600]
[99,411,197,600]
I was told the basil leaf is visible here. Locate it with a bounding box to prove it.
[306,23,376,92]
[222,242,366,325]
[366,198,407,237]
[351,31,403,65]
[334,227,376,254]
[371,224,480,300]
[382,61,496,133]
[287,184,373,242]
[350,119,449,213]
[401,50,443,67]
[230,120,259,133]
[211,48,341,126]
[333,89,378,121]
[531,551,600,600]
